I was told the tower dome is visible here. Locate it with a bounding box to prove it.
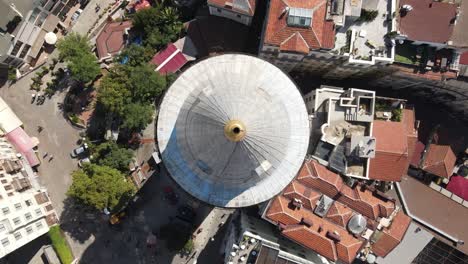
[157,54,310,207]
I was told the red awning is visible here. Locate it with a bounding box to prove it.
[6,127,40,167]
[447,175,468,201]
[150,44,188,75]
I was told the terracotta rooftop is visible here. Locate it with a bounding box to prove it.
[264,160,411,263]
[263,0,335,54]
[208,0,256,16]
[96,21,132,59]
[421,144,456,178]
[398,0,457,44]
[368,108,417,181]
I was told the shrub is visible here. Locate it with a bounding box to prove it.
[391,108,402,122]
[7,67,16,81]
[359,9,378,22]
[48,225,74,264]
[183,239,194,254]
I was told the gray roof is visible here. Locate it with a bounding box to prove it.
[157,54,310,207]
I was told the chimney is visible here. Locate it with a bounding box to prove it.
[301,217,313,228]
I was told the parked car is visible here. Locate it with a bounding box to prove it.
[71,9,83,21]
[71,143,88,158]
[176,205,196,224]
[78,157,91,167]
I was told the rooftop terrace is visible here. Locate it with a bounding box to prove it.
[333,0,395,65]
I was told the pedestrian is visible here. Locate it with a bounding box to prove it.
[37,126,43,133]
[49,155,54,162]
[43,152,48,158]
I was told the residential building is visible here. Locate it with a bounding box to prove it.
[0,133,58,258]
[224,211,328,264]
[304,86,418,182]
[95,20,132,62]
[396,0,468,73]
[261,159,412,264]
[0,0,78,71]
[149,37,197,75]
[395,175,468,257]
[207,0,256,26]
[258,0,397,79]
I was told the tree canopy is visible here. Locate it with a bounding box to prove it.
[121,103,154,131]
[68,52,101,84]
[97,64,166,132]
[116,44,153,67]
[93,141,134,173]
[67,164,135,211]
[132,6,183,49]
[57,33,100,84]
[57,33,92,61]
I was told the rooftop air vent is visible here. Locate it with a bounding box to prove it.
[314,195,334,217]
[348,214,367,235]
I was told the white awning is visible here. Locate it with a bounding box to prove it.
[44,32,58,45]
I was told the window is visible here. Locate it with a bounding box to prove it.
[14,203,22,210]
[217,8,221,12]
[35,221,43,229]
[236,14,241,18]
[35,208,42,216]
[1,238,9,247]
[0,224,5,232]
[2,207,10,215]
[25,212,32,221]
[1,179,6,183]
[26,226,33,234]
[287,8,313,27]
[14,232,22,240]
[3,56,14,64]
[18,44,31,59]
[13,217,21,225]
[10,41,23,56]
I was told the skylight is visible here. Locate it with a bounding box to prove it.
[287,7,313,27]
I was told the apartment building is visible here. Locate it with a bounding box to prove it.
[303,86,418,183]
[207,0,257,26]
[262,158,412,263]
[0,0,78,70]
[0,136,58,258]
[259,0,397,79]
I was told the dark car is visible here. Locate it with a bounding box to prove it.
[177,205,196,224]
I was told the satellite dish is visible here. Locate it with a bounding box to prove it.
[348,214,367,235]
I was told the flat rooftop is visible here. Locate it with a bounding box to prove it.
[397,175,468,254]
[334,0,393,62]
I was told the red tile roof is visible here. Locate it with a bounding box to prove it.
[447,175,468,201]
[398,0,457,44]
[280,32,310,54]
[208,0,256,16]
[410,141,425,167]
[263,0,335,54]
[421,144,456,178]
[96,21,132,59]
[263,160,409,263]
[150,43,188,75]
[372,211,411,257]
[369,109,417,181]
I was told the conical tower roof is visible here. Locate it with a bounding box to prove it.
[157,54,310,207]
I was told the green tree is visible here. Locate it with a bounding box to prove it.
[97,66,131,114]
[121,103,153,131]
[117,44,153,67]
[128,64,166,102]
[68,52,101,84]
[93,141,134,173]
[67,164,135,211]
[57,33,91,61]
[132,6,183,49]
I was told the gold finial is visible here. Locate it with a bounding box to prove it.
[224,120,246,142]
